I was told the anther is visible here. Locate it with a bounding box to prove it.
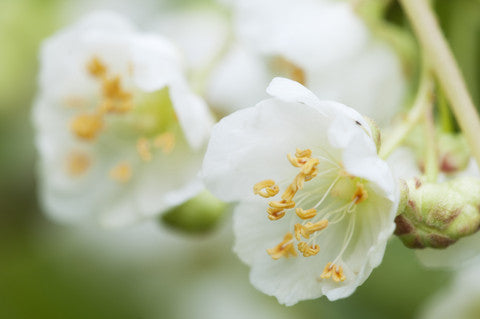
[294,220,328,240]
[87,57,107,78]
[295,208,317,220]
[352,182,368,204]
[154,132,176,154]
[297,242,320,257]
[253,180,280,198]
[70,113,103,141]
[137,137,152,162]
[320,262,346,282]
[267,232,297,260]
[66,151,91,176]
[109,162,132,183]
[269,200,295,209]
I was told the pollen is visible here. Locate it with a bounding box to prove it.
[294,220,328,240]
[66,151,91,176]
[320,262,346,282]
[297,242,320,257]
[352,182,368,204]
[109,162,132,183]
[70,113,103,141]
[137,137,152,162]
[295,208,317,220]
[267,232,297,260]
[87,57,107,78]
[154,132,176,154]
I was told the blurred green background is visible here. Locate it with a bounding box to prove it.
[1,0,480,318]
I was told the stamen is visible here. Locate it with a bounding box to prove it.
[352,182,368,204]
[297,242,320,257]
[66,151,90,176]
[102,76,123,100]
[295,207,317,220]
[109,162,132,183]
[87,57,107,78]
[267,232,297,260]
[294,220,328,240]
[154,132,176,154]
[295,148,312,158]
[70,113,103,140]
[320,262,346,282]
[267,207,286,221]
[269,200,295,209]
[281,184,298,201]
[137,137,152,162]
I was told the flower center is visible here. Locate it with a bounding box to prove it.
[253,148,370,283]
[65,56,179,182]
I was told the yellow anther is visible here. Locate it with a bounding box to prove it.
[109,162,132,183]
[352,182,368,204]
[267,232,297,260]
[87,57,107,78]
[137,137,152,162]
[297,242,320,257]
[66,151,91,176]
[154,132,176,154]
[320,262,346,282]
[295,208,317,220]
[294,220,328,240]
[287,153,304,167]
[301,158,319,176]
[267,207,286,221]
[281,183,298,201]
[254,180,280,198]
[269,200,295,209]
[70,113,103,141]
[295,148,312,158]
[102,76,123,100]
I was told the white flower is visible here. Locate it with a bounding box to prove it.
[33,12,214,227]
[420,262,480,319]
[207,0,406,124]
[202,78,398,305]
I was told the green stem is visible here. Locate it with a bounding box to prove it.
[423,101,438,182]
[399,0,480,168]
[379,69,433,159]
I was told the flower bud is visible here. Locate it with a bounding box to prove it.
[161,191,227,234]
[395,177,480,249]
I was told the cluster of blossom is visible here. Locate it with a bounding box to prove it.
[32,0,480,306]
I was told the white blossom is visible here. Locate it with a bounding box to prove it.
[33,11,214,227]
[202,78,398,305]
[207,0,406,124]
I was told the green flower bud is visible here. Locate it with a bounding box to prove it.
[161,191,227,234]
[395,177,480,249]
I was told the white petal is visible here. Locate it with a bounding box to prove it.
[202,99,332,202]
[206,44,271,115]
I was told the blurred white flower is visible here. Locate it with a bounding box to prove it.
[202,78,398,305]
[420,262,480,319]
[207,0,406,124]
[33,12,214,227]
